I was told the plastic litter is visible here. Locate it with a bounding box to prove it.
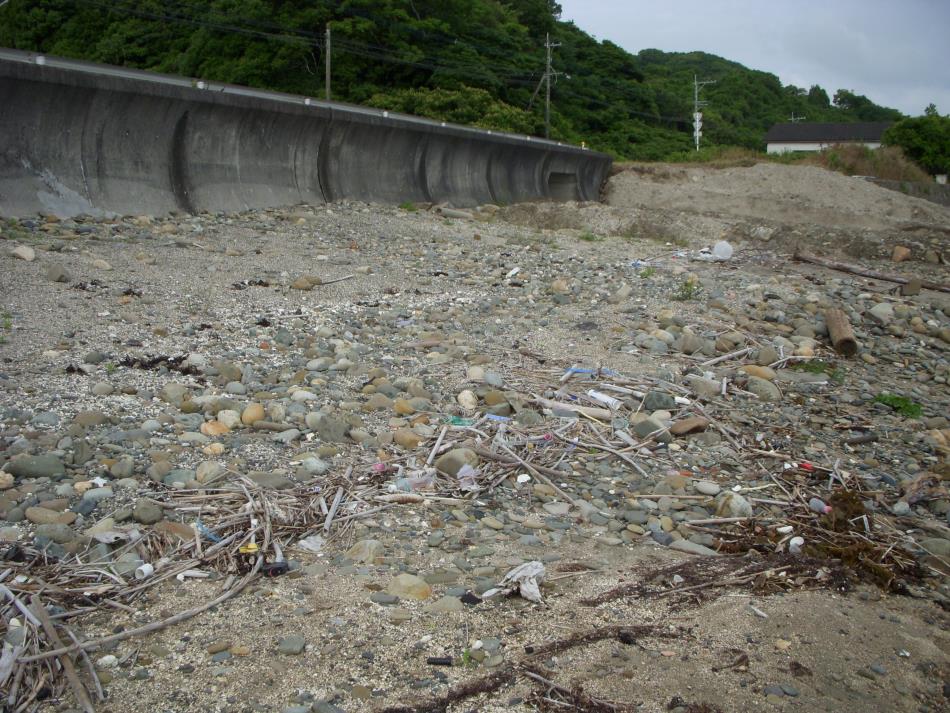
[296,534,325,554]
[133,563,154,580]
[482,561,546,602]
[447,416,476,426]
[262,561,289,577]
[808,497,833,514]
[788,536,805,555]
[389,467,436,493]
[561,366,621,380]
[457,463,480,491]
[92,530,130,545]
[587,389,622,410]
[694,240,734,262]
[195,519,223,543]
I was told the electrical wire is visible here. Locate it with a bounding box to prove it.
[48,0,691,129]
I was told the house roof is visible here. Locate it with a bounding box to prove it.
[764,122,893,143]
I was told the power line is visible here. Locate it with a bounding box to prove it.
[45,0,692,134]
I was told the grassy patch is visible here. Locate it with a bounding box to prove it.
[791,359,845,384]
[578,230,603,243]
[2,219,34,243]
[874,392,922,418]
[397,201,417,212]
[671,278,702,301]
[639,266,656,279]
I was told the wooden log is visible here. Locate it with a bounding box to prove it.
[794,250,950,294]
[825,308,858,356]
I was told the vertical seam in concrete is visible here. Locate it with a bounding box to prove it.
[540,151,553,200]
[417,130,432,204]
[316,112,333,203]
[78,92,95,202]
[169,110,195,213]
[485,147,498,205]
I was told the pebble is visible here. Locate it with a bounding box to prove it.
[6,455,65,479]
[12,245,36,261]
[693,480,721,496]
[345,539,384,563]
[386,573,432,601]
[276,635,306,655]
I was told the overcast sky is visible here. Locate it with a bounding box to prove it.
[558,0,950,117]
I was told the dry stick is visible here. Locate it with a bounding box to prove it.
[318,273,355,285]
[534,397,613,420]
[18,558,263,665]
[426,425,449,466]
[375,494,467,505]
[64,628,103,703]
[690,401,742,450]
[794,250,950,293]
[323,485,345,534]
[699,346,754,367]
[584,426,651,478]
[0,585,41,627]
[497,443,581,507]
[29,595,94,713]
[473,448,567,479]
[684,516,774,525]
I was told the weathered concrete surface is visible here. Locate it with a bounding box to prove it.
[0,49,611,218]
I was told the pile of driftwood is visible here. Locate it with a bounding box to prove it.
[0,470,372,712]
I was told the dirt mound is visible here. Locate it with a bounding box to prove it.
[607,162,950,230]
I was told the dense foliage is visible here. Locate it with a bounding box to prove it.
[883,106,950,175]
[0,0,906,159]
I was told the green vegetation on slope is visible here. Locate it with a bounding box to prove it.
[884,105,950,175]
[0,0,907,159]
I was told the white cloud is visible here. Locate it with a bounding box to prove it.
[558,0,950,115]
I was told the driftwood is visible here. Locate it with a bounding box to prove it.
[794,250,950,294]
[29,595,96,713]
[825,308,858,356]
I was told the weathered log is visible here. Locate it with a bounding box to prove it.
[825,308,858,356]
[794,250,950,294]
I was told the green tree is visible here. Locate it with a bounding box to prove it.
[883,112,950,174]
[833,89,903,121]
[807,85,830,108]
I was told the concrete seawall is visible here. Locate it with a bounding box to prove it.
[0,49,611,218]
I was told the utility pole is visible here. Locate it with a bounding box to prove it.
[544,32,560,139]
[325,25,331,102]
[693,74,715,151]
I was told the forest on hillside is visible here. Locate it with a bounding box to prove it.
[0,0,906,159]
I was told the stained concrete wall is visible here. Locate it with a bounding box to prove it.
[0,49,612,218]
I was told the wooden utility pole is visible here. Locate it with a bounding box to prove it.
[544,32,560,139]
